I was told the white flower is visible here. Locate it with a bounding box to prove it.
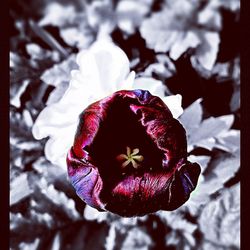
[32,38,183,171]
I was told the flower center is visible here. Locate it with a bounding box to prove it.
[116,146,144,169]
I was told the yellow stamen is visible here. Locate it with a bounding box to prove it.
[131,148,139,155]
[126,146,131,155]
[117,146,144,169]
[116,154,128,161]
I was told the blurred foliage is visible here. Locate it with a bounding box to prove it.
[10,0,240,249]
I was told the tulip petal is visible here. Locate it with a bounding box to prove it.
[67,90,200,216]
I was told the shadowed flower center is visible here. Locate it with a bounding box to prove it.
[67,90,201,217]
[87,97,164,182]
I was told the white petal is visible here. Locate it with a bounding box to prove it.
[44,127,76,171]
[162,94,183,118]
[116,71,136,91]
[133,77,166,98]
[33,40,132,169]
[32,98,84,140]
[77,40,131,94]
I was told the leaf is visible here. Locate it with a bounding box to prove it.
[121,227,153,250]
[60,25,94,50]
[59,223,89,249]
[216,0,240,12]
[37,177,81,220]
[105,224,116,250]
[211,150,240,184]
[18,238,40,250]
[141,54,176,80]
[26,43,60,62]
[40,54,77,87]
[10,209,52,246]
[10,51,41,84]
[29,19,69,59]
[140,10,186,53]
[39,3,77,27]
[197,2,222,30]
[179,98,203,135]
[39,2,95,49]
[170,31,201,60]
[180,99,235,151]
[211,62,231,78]
[194,31,220,70]
[232,57,240,85]
[201,241,228,250]
[12,141,41,151]
[10,110,44,171]
[187,155,211,174]
[140,1,221,69]
[22,110,34,128]
[183,148,240,217]
[51,232,61,250]
[86,1,115,31]
[140,0,200,50]
[116,0,152,35]
[32,157,66,182]
[83,205,108,223]
[10,51,21,68]
[156,54,176,72]
[165,230,194,250]
[158,211,197,248]
[142,63,174,79]
[230,86,240,112]
[30,208,54,228]
[210,59,240,113]
[189,115,234,145]
[10,79,30,108]
[157,211,197,234]
[10,173,32,206]
[215,130,240,154]
[199,183,240,248]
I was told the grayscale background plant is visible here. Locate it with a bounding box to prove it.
[10,0,240,249]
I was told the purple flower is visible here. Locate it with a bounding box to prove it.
[67,89,200,217]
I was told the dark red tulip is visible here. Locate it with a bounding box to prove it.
[67,89,200,217]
